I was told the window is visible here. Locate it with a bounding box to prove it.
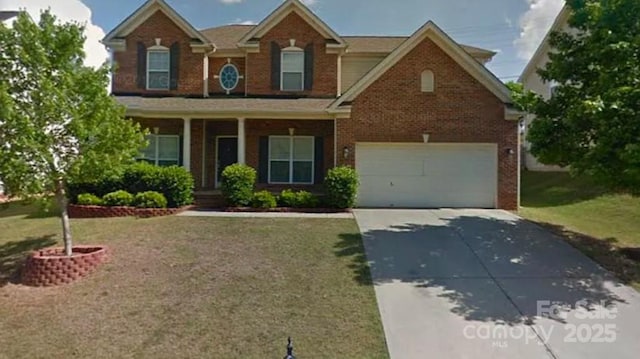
[269,136,314,184]
[140,135,180,166]
[421,70,434,92]
[219,63,240,93]
[147,50,170,90]
[281,51,304,91]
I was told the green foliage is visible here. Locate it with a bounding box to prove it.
[528,0,640,190]
[123,163,194,207]
[0,11,147,253]
[278,189,319,208]
[324,166,359,209]
[102,190,134,207]
[221,164,256,207]
[68,171,124,204]
[0,11,146,199]
[76,193,103,206]
[133,191,168,209]
[278,189,298,207]
[251,191,277,209]
[69,163,193,208]
[506,81,539,113]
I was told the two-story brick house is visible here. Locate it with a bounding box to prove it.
[103,0,521,209]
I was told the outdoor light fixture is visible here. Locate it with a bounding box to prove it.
[343,146,350,159]
[423,133,431,143]
[288,127,295,136]
[506,148,515,155]
[153,127,160,134]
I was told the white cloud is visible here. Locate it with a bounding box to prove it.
[0,0,108,69]
[231,18,257,25]
[514,0,564,60]
[220,0,243,4]
[300,0,317,5]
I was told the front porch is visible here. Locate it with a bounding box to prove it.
[135,117,337,199]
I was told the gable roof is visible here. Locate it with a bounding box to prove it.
[102,0,210,46]
[200,24,495,59]
[237,0,345,47]
[518,6,570,83]
[0,11,20,22]
[331,21,512,109]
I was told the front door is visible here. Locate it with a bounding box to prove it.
[216,137,238,187]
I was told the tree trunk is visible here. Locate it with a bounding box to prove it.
[55,179,73,256]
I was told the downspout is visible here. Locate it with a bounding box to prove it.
[203,47,216,98]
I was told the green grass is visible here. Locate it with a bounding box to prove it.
[0,204,388,359]
[520,171,640,289]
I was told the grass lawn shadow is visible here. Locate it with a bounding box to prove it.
[0,235,57,286]
[335,233,374,286]
[520,171,612,207]
[0,200,59,219]
[534,221,640,290]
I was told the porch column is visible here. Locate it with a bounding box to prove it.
[237,118,246,164]
[183,118,191,172]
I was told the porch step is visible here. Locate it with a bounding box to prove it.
[194,192,225,209]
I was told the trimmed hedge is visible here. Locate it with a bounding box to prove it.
[123,163,194,208]
[134,191,168,209]
[221,164,256,207]
[77,193,103,206]
[278,189,319,208]
[68,163,194,208]
[324,166,359,209]
[251,191,277,209]
[102,190,134,207]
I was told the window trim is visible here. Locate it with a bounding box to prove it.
[219,63,240,92]
[146,49,170,91]
[268,135,315,185]
[280,51,305,92]
[140,134,180,166]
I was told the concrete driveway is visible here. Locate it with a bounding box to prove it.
[354,209,640,359]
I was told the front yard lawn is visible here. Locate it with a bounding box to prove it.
[520,171,640,290]
[0,203,388,358]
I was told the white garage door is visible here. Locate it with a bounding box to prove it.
[356,143,498,208]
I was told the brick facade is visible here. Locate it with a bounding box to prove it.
[112,4,518,209]
[337,37,518,209]
[113,11,204,96]
[208,57,246,95]
[246,12,338,97]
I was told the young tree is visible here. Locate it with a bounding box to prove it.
[0,11,146,255]
[528,0,640,190]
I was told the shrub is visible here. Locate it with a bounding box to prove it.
[295,190,319,208]
[134,191,168,209]
[77,193,103,206]
[277,189,319,208]
[278,189,297,207]
[251,190,277,209]
[221,164,256,207]
[102,190,134,207]
[68,172,123,204]
[123,163,194,208]
[324,166,359,209]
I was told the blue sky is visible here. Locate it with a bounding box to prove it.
[4,0,565,81]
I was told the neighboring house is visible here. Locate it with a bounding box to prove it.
[518,6,570,172]
[102,0,520,209]
[0,10,19,22]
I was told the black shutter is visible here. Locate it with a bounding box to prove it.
[136,42,146,89]
[304,43,314,91]
[271,41,281,91]
[170,42,180,90]
[314,137,324,184]
[258,136,269,183]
